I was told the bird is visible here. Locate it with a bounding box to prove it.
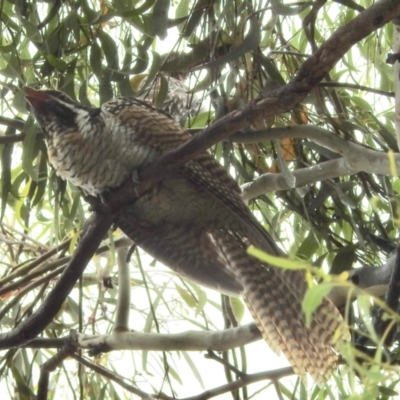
[133,72,202,125]
[132,52,202,125]
[24,86,348,383]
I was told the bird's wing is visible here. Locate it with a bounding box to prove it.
[116,213,243,297]
[102,97,281,255]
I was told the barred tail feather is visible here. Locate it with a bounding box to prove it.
[217,230,348,383]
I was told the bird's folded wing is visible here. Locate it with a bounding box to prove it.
[115,213,243,297]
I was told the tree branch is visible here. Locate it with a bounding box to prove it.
[0,237,131,297]
[96,0,400,214]
[157,367,294,400]
[0,115,25,132]
[241,159,352,201]
[233,126,400,200]
[113,246,131,332]
[71,353,156,400]
[37,331,79,400]
[77,323,262,354]
[0,212,117,348]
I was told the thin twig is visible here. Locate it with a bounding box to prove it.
[156,367,294,400]
[71,353,156,400]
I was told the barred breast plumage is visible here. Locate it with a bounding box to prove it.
[25,87,349,383]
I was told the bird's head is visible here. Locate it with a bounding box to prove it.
[24,87,102,137]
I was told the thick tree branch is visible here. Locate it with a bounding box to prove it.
[241,159,351,201]
[235,126,400,200]
[0,116,25,132]
[77,323,261,354]
[17,241,399,351]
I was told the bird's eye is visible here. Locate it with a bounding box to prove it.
[52,103,67,114]
[89,108,101,118]
[59,94,71,103]
[50,103,76,125]
[46,90,74,104]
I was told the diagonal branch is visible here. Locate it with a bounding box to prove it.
[98,0,400,213]
[72,353,156,400]
[157,367,294,400]
[144,0,400,178]
[0,212,117,348]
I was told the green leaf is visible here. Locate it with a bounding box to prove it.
[378,385,399,397]
[98,31,119,72]
[60,58,78,99]
[248,246,308,270]
[182,351,204,387]
[135,51,161,93]
[330,247,356,274]
[11,364,35,399]
[99,72,114,104]
[118,0,156,17]
[174,283,196,308]
[192,16,261,71]
[0,127,16,221]
[22,119,39,182]
[350,95,373,112]
[0,52,23,79]
[46,54,68,71]
[186,111,212,129]
[195,289,207,315]
[296,232,320,260]
[302,284,333,326]
[154,73,169,109]
[131,44,150,74]
[90,41,103,78]
[230,297,245,322]
[142,282,166,371]
[168,364,183,384]
[152,0,170,40]
[175,0,189,32]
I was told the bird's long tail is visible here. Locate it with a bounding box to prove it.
[216,230,349,383]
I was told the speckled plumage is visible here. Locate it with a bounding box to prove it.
[136,75,202,125]
[25,87,348,383]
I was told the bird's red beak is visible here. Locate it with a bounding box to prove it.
[23,87,53,109]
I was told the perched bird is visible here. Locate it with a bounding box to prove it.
[132,53,202,125]
[134,73,202,125]
[24,87,348,383]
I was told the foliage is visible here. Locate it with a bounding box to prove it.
[0,0,399,398]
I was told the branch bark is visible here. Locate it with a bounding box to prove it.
[77,323,261,354]
[234,126,400,200]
